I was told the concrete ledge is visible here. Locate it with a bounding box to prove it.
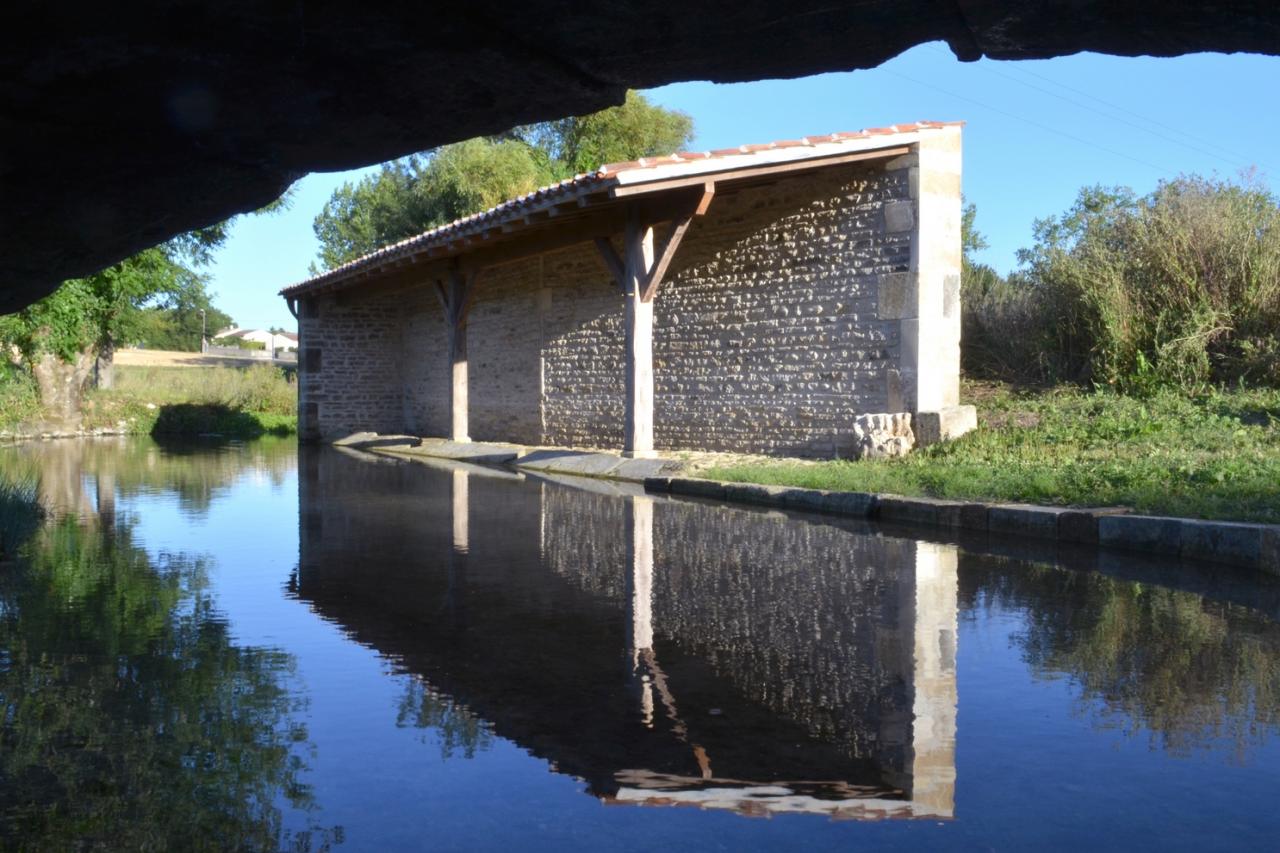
[1098,515,1182,556]
[1181,519,1263,567]
[648,476,1280,574]
[670,478,728,501]
[988,504,1067,539]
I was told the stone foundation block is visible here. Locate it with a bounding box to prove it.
[933,500,982,528]
[852,412,915,459]
[1263,528,1280,576]
[1098,515,1181,555]
[723,482,790,506]
[877,496,941,526]
[1180,519,1264,567]
[1058,508,1129,544]
[671,478,728,501]
[914,405,977,447]
[822,491,878,517]
[988,504,1068,539]
[643,477,673,493]
[778,487,831,511]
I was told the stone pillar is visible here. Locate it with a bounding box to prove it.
[910,540,958,817]
[449,318,469,443]
[623,210,656,459]
[880,126,971,442]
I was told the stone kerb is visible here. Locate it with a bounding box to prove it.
[655,475,1280,575]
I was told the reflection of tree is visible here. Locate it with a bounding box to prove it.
[0,436,296,518]
[0,515,337,850]
[395,678,493,760]
[963,558,1280,758]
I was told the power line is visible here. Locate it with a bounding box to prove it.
[926,45,1277,175]
[881,68,1177,176]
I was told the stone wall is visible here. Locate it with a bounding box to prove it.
[297,292,405,441]
[299,132,963,456]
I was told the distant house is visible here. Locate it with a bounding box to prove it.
[281,121,973,458]
[216,328,298,353]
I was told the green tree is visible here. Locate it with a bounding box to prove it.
[312,91,694,270]
[1017,175,1280,391]
[0,197,287,425]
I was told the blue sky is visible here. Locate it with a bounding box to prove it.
[208,44,1280,332]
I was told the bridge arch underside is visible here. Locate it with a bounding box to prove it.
[297,135,963,458]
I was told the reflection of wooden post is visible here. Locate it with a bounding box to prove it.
[910,541,958,817]
[626,495,655,725]
[452,468,469,555]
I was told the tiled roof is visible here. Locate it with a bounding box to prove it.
[282,120,959,297]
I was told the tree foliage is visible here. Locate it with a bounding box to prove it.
[0,514,331,850]
[312,91,694,270]
[962,174,1280,391]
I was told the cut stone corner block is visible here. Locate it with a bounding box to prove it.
[852,412,915,460]
[913,405,977,448]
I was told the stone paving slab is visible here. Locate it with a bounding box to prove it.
[514,449,684,483]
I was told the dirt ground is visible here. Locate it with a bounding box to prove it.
[114,349,290,368]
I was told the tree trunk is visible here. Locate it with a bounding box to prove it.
[30,348,96,428]
[95,338,115,389]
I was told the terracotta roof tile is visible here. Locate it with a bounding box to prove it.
[282,120,961,296]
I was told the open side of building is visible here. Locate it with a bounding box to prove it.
[281,122,971,459]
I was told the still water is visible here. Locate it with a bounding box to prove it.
[2,437,1279,851]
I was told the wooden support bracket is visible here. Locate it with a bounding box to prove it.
[594,237,626,291]
[638,182,714,302]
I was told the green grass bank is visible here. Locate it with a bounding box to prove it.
[701,382,1280,524]
[0,364,297,439]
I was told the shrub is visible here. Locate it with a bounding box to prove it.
[982,175,1280,392]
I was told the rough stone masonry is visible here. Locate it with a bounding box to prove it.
[292,125,976,459]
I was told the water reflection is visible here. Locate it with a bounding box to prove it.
[0,435,296,519]
[294,449,959,819]
[0,439,330,851]
[961,556,1280,757]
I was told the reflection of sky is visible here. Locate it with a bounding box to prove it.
[117,451,1280,852]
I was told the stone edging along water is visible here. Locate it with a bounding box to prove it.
[333,432,1280,576]
[644,476,1280,576]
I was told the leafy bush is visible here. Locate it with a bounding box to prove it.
[963,175,1280,392]
[0,365,44,429]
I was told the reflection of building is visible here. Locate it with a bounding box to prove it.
[294,448,957,818]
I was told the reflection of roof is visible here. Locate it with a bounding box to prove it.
[610,770,950,820]
[281,121,960,299]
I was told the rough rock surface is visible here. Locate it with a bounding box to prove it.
[4,1,1278,311]
[852,413,915,459]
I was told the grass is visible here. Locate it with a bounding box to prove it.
[73,364,296,437]
[0,478,43,559]
[701,381,1280,524]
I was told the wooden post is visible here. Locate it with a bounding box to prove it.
[436,266,480,443]
[596,188,713,458]
[623,207,656,458]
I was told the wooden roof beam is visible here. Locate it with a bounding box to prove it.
[608,146,910,199]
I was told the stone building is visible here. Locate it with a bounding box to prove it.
[281,121,974,458]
